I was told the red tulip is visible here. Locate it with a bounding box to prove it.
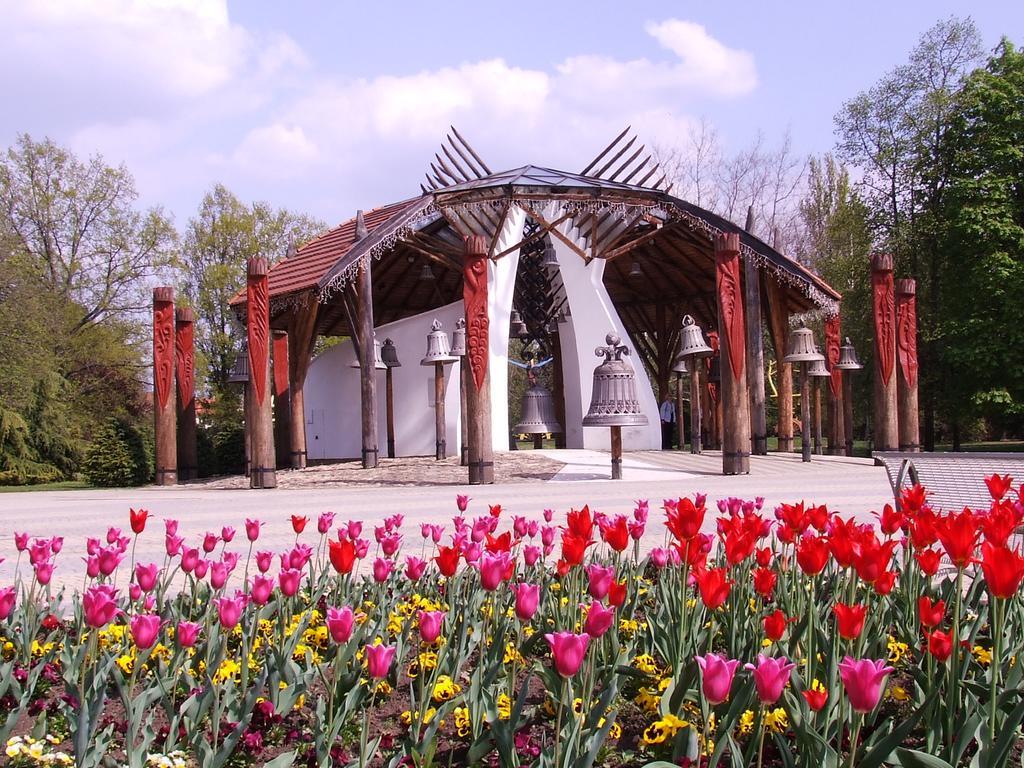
[796,535,830,575]
[291,515,308,534]
[876,504,905,536]
[802,685,828,711]
[752,567,777,600]
[435,545,461,577]
[763,609,788,641]
[936,509,978,568]
[566,506,594,540]
[129,508,149,535]
[666,496,706,542]
[545,632,590,677]
[899,484,930,515]
[608,579,627,608]
[914,549,940,576]
[918,596,945,628]
[696,567,732,610]
[927,630,953,662]
[329,538,356,575]
[985,474,1014,502]
[981,501,1023,547]
[560,533,591,568]
[833,603,867,640]
[755,547,773,567]
[981,542,1024,599]
[599,515,630,552]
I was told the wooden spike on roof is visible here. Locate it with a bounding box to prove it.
[355,210,368,240]
[420,128,492,189]
[449,126,490,175]
[581,127,667,191]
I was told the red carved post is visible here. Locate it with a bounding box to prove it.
[824,314,845,455]
[463,235,493,484]
[896,279,920,452]
[247,258,277,488]
[153,288,177,485]
[871,253,899,451]
[272,330,291,468]
[175,307,197,481]
[715,233,751,474]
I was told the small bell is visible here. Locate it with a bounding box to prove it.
[708,356,721,384]
[510,310,527,338]
[582,334,649,427]
[350,332,387,370]
[783,322,824,364]
[420,263,435,281]
[450,318,467,356]
[381,337,401,368]
[807,347,831,378]
[674,315,713,371]
[541,242,558,269]
[835,337,863,370]
[515,384,563,435]
[420,319,458,365]
[629,260,643,279]
[228,340,249,384]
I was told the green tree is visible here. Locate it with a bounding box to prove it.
[938,39,1024,444]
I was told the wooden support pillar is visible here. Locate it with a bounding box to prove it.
[715,233,751,475]
[896,279,920,452]
[800,364,812,462]
[843,373,855,457]
[272,330,291,469]
[743,208,768,455]
[287,296,318,469]
[610,426,622,480]
[464,235,494,484]
[675,374,686,450]
[765,277,793,453]
[824,315,845,455]
[354,214,379,469]
[690,361,704,453]
[246,258,276,488]
[386,366,397,459]
[813,380,823,455]
[152,287,177,485]
[433,362,447,460]
[174,307,197,481]
[871,254,899,451]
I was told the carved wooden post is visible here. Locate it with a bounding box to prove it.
[153,287,177,485]
[272,330,291,469]
[464,235,494,484]
[715,233,751,474]
[765,278,794,452]
[743,208,768,455]
[824,315,844,455]
[247,258,276,488]
[174,307,197,481]
[896,279,920,452]
[287,297,318,469]
[871,254,898,451]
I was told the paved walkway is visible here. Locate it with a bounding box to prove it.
[0,450,892,592]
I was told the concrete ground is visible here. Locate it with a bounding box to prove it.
[0,449,893,593]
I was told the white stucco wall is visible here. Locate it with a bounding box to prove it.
[303,302,464,460]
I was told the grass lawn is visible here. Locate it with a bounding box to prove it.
[0,479,92,493]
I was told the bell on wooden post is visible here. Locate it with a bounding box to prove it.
[673,315,712,453]
[808,346,830,456]
[541,242,558,270]
[783,322,823,364]
[228,340,250,384]
[349,332,387,370]
[807,349,831,378]
[420,319,458,365]
[515,385,562,435]
[381,338,400,459]
[674,315,713,368]
[583,333,648,480]
[784,323,823,463]
[835,337,862,457]
[450,318,467,357]
[510,310,527,338]
[381,338,401,368]
[835,337,863,370]
[421,320,457,460]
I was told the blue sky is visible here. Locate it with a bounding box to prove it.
[1,1,1019,227]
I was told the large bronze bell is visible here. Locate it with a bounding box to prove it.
[673,314,713,372]
[835,337,863,370]
[515,384,563,435]
[420,319,459,365]
[783,322,824,363]
[807,347,831,378]
[582,334,649,427]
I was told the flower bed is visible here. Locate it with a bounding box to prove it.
[1,479,1023,767]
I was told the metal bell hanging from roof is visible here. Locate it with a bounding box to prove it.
[510,310,527,338]
[783,322,824,364]
[582,333,649,427]
[349,332,387,369]
[420,319,458,365]
[835,337,863,370]
[675,315,713,366]
[514,384,563,435]
[541,242,558,269]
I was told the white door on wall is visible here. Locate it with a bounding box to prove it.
[308,408,327,460]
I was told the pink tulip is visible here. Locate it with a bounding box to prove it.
[193,559,209,580]
[545,632,590,677]
[745,655,796,705]
[29,540,51,566]
[165,534,183,557]
[463,542,482,565]
[106,527,121,545]
[214,593,247,629]
[513,516,528,538]
[97,546,122,576]
[456,494,470,512]
[541,526,555,547]
[418,610,445,643]
[245,518,262,542]
[180,547,199,574]
[373,558,393,583]
[381,533,402,557]
[838,657,894,713]
[420,523,432,539]
[288,544,314,569]
[386,513,404,531]
[50,537,64,554]
[347,520,363,539]
[318,511,336,535]
[583,602,615,638]
[164,519,178,536]
[210,561,229,590]
[202,532,219,553]
[34,562,54,585]
[249,575,274,605]
[649,548,670,568]
[14,532,28,552]
[84,556,100,578]
[355,539,370,559]
[86,537,101,556]
[0,587,16,619]
[527,520,539,538]
[129,584,142,601]
[130,613,162,650]
[405,556,427,582]
[83,585,119,628]
[255,551,273,573]
[221,526,236,543]
[586,564,615,600]
[223,552,239,572]
[523,545,542,566]
[134,563,159,593]
[326,606,354,643]
[479,551,512,591]
[176,620,201,647]
[695,653,740,705]
[279,568,301,597]
[512,583,540,621]
[365,643,396,679]
[543,509,554,523]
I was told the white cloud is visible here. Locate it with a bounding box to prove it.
[232,124,319,177]
[645,19,758,97]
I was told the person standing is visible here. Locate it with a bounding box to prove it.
[659,396,676,449]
